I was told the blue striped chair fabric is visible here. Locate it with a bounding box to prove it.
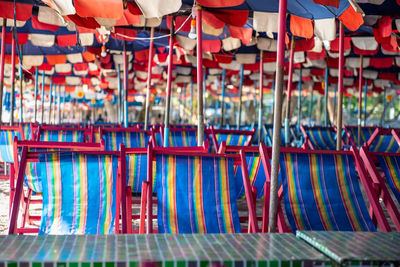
[280,152,376,232]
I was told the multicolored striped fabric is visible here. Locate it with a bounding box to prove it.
[104,131,149,151]
[235,156,266,199]
[377,155,400,204]
[263,124,285,146]
[280,152,376,232]
[22,124,31,140]
[155,154,241,233]
[305,128,337,150]
[345,127,374,146]
[126,154,154,193]
[369,135,400,153]
[0,130,21,163]
[215,133,249,146]
[24,163,42,193]
[40,130,85,143]
[39,152,118,235]
[167,131,197,147]
[155,132,163,147]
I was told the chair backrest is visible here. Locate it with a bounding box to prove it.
[302,126,338,150]
[367,132,400,153]
[376,155,400,204]
[208,127,254,152]
[39,129,85,143]
[154,154,241,233]
[39,152,119,235]
[280,151,376,232]
[0,127,23,163]
[161,129,198,147]
[235,155,266,199]
[126,153,149,193]
[103,131,150,150]
[345,126,375,146]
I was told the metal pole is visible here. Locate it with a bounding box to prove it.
[117,64,121,124]
[57,86,61,124]
[196,5,204,145]
[309,87,314,121]
[364,80,367,126]
[336,22,344,151]
[163,16,175,147]
[34,67,38,122]
[0,20,7,127]
[324,66,329,126]
[203,69,206,117]
[48,78,53,124]
[18,46,23,123]
[40,71,45,124]
[297,67,302,131]
[144,27,155,129]
[268,0,287,233]
[357,55,363,146]
[10,28,16,126]
[284,36,295,146]
[219,69,226,128]
[258,51,264,143]
[123,40,128,127]
[382,88,386,127]
[190,81,194,124]
[237,64,244,129]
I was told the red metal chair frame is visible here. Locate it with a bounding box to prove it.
[138,142,259,234]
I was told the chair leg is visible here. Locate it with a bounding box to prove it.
[139,181,148,234]
[126,186,132,234]
[9,164,15,216]
[262,181,270,233]
[20,189,32,229]
[248,186,257,232]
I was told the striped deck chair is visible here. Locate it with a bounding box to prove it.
[103,130,151,151]
[208,127,255,152]
[263,124,285,146]
[366,128,400,153]
[21,123,32,141]
[160,128,198,147]
[0,126,23,163]
[9,148,121,235]
[139,146,259,234]
[235,155,266,199]
[301,126,339,150]
[279,148,392,232]
[344,126,375,146]
[39,129,85,142]
[10,140,105,234]
[359,147,400,231]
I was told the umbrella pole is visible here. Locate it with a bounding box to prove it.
[296,67,302,131]
[0,20,6,127]
[357,55,363,146]
[144,27,155,129]
[57,86,61,124]
[163,16,175,147]
[123,40,128,127]
[220,69,226,128]
[382,88,386,127]
[284,36,295,146]
[117,64,121,124]
[10,29,16,126]
[324,66,329,126]
[268,0,287,233]
[40,71,45,124]
[190,81,194,124]
[309,87,314,121]
[34,67,38,122]
[257,51,264,143]
[18,46,23,123]
[364,80,367,126]
[203,70,206,117]
[336,22,344,151]
[196,5,204,145]
[237,64,244,129]
[48,78,53,124]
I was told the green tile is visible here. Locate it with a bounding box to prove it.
[33,263,42,267]
[269,261,278,267]
[81,262,91,267]
[257,261,267,267]
[129,262,137,267]
[105,263,114,267]
[93,263,102,267]
[7,262,17,267]
[165,262,174,267]
[177,261,186,267]
[246,261,256,267]
[200,261,209,267]
[280,261,290,267]
[223,261,232,267]
[57,262,67,267]
[68,263,78,267]
[292,261,301,267]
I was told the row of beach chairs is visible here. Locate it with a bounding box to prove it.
[1,123,400,235]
